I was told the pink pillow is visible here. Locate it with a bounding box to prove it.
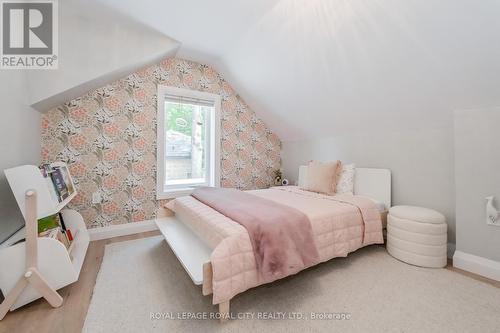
[336,163,356,194]
[302,160,341,195]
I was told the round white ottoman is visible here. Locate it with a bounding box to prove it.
[387,206,447,268]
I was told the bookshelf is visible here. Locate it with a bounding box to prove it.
[3,162,78,220]
[0,163,89,318]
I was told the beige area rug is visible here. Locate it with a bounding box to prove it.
[83,236,500,333]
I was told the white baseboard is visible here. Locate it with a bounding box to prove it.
[88,219,159,241]
[447,243,456,259]
[453,250,500,282]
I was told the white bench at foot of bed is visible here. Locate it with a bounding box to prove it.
[155,217,230,321]
[155,217,211,285]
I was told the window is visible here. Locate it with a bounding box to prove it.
[157,86,221,199]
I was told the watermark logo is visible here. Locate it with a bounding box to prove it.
[1,0,58,69]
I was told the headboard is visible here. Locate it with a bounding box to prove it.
[298,166,392,209]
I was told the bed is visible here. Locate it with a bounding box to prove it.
[156,167,391,320]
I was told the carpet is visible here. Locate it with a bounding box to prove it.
[82,236,500,333]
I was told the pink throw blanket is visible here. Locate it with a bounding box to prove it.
[192,187,319,282]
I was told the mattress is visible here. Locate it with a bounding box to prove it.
[366,197,386,212]
[167,186,384,304]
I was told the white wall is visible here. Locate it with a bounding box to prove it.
[0,0,180,242]
[281,115,456,243]
[0,72,40,243]
[454,109,500,262]
[27,0,180,111]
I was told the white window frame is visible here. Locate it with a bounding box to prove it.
[156,86,221,199]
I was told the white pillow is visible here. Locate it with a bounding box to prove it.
[336,163,356,194]
[301,160,341,195]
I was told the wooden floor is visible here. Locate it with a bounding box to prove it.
[1,234,498,333]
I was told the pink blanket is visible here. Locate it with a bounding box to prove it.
[192,187,319,282]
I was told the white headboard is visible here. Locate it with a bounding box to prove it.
[298,166,392,209]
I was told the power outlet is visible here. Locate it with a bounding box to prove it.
[92,192,102,204]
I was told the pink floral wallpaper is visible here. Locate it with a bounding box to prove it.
[41,58,281,228]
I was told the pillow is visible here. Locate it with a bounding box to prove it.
[336,163,356,194]
[302,160,341,195]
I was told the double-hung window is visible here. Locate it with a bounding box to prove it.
[157,86,221,198]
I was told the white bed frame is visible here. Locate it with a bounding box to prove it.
[298,166,392,209]
[156,167,391,321]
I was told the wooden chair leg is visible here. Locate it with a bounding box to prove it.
[219,300,230,322]
[0,277,28,320]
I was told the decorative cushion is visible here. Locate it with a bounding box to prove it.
[336,163,355,194]
[389,206,446,224]
[301,160,341,195]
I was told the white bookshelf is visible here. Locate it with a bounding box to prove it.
[3,162,78,220]
[0,163,89,315]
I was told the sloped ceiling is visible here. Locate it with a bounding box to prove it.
[29,0,180,111]
[92,0,500,140]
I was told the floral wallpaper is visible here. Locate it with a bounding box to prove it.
[41,58,281,228]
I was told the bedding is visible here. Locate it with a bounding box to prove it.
[167,186,384,305]
[191,187,319,282]
[365,197,386,212]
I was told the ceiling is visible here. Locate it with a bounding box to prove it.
[91,0,500,141]
[30,0,179,111]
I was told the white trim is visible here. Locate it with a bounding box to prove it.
[156,86,221,200]
[88,219,159,241]
[447,242,456,259]
[453,250,500,282]
[157,188,196,199]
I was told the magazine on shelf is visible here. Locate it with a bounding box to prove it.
[51,168,69,202]
[39,163,75,203]
[39,164,60,203]
[57,165,75,195]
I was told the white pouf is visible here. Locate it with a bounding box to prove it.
[387,206,447,268]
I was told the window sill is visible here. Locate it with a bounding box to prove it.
[157,187,197,199]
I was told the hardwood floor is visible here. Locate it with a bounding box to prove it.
[0,230,160,333]
[0,235,498,333]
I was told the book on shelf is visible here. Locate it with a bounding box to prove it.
[58,212,68,232]
[58,165,75,195]
[39,164,60,203]
[38,214,74,249]
[66,229,74,242]
[50,167,69,201]
[34,162,77,250]
[39,226,72,250]
[38,163,75,203]
[39,227,59,239]
[56,228,71,249]
[38,214,60,234]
